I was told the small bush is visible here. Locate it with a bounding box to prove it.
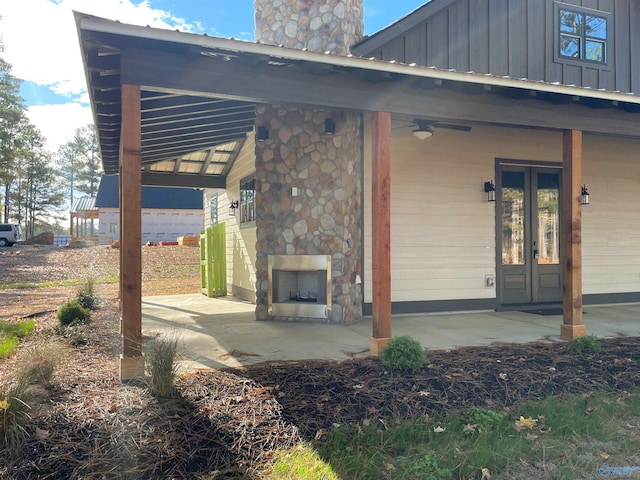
[568,335,603,355]
[76,277,98,311]
[380,335,426,373]
[57,301,90,327]
[144,334,180,397]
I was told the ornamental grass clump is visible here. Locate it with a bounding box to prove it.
[381,335,427,373]
[57,300,90,327]
[144,334,181,398]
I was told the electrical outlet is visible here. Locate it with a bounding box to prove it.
[485,275,495,288]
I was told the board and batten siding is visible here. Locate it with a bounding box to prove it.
[354,0,640,95]
[364,118,640,306]
[203,135,257,302]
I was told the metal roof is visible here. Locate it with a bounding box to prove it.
[95,175,204,209]
[70,196,97,213]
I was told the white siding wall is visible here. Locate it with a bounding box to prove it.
[204,136,257,302]
[363,119,563,303]
[98,208,203,243]
[582,135,640,295]
[363,118,640,304]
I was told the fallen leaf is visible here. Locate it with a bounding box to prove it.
[499,373,508,380]
[514,416,537,431]
[481,467,491,479]
[525,433,539,441]
[385,463,396,472]
[434,426,446,433]
[314,429,326,440]
[0,398,8,410]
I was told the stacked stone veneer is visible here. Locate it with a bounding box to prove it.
[254,106,362,323]
[254,0,364,323]
[254,0,364,55]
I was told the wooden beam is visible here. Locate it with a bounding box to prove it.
[561,129,586,340]
[141,171,226,189]
[370,111,392,356]
[119,83,144,380]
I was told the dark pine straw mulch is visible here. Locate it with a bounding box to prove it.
[5,336,640,479]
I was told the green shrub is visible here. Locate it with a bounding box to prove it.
[76,277,98,311]
[144,334,180,397]
[380,335,426,373]
[56,301,90,327]
[568,335,603,355]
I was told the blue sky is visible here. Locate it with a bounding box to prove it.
[1,0,427,150]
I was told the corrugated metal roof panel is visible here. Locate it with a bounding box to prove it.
[70,196,97,212]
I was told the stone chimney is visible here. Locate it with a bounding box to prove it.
[253,0,365,324]
[254,0,364,55]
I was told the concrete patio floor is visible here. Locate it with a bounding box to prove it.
[142,294,640,370]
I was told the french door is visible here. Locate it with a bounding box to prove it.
[498,165,562,305]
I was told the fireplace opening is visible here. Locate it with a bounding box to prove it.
[268,255,331,319]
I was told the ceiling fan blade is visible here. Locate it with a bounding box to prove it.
[432,123,472,132]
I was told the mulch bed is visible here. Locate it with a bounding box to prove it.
[231,336,640,439]
[3,291,640,479]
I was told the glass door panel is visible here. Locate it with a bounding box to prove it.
[501,171,525,266]
[536,173,560,265]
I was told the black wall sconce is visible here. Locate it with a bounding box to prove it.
[256,126,269,141]
[484,181,496,202]
[581,185,589,205]
[229,200,239,216]
[324,118,336,135]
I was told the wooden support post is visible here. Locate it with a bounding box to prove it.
[119,84,144,380]
[561,129,586,340]
[370,111,392,355]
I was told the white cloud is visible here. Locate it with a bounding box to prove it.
[27,103,92,152]
[2,0,201,96]
[1,0,202,150]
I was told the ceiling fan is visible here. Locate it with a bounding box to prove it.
[397,119,472,140]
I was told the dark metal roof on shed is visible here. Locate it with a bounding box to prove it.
[95,175,203,209]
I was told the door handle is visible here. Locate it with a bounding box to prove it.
[533,249,539,260]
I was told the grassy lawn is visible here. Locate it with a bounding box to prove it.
[0,319,35,358]
[268,391,640,479]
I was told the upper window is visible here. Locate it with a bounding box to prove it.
[239,176,256,225]
[555,3,610,67]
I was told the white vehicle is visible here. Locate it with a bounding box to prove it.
[0,224,22,247]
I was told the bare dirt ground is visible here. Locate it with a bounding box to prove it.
[0,245,201,318]
[2,246,640,478]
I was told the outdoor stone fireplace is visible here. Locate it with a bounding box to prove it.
[268,255,331,319]
[253,0,364,324]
